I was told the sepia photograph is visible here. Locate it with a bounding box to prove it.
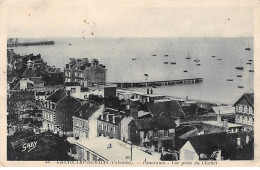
[1,0,259,166]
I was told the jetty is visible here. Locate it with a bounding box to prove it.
[112,78,203,88]
[7,38,55,47]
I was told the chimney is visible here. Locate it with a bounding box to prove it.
[150,88,153,94]
[112,115,115,123]
[217,110,221,122]
[147,89,149,94]
[223,119,228,127]
[237,137,241,148]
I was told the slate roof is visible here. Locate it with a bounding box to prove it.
[233,93,254,107]
[184,131,254,155]
[46,89,66,103]
[133,116,177,130]
[55,96,81,115]
[98,112,125,125]
[147,100,184,117]
[74,102,99,120]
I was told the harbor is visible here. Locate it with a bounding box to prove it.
[112,78,203,88]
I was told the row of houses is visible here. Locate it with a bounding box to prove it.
[40,80,254,161]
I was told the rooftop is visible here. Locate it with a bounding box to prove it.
[74,102,100,120]
[233,93,254,107]
[183,131,254,158]
[75,137,160,161]
[147,100,184,117]
[45,89,66,103]
[203,121,243,128]
[133,116,178,130]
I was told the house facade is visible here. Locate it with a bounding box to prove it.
[42,89,66,132]
[233,93,254,131]
[64,58,106,87]
[129,116,180,152]
[72,102,104,139]
[97,108,125,139]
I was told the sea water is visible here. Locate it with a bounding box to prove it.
[9,37,254,105]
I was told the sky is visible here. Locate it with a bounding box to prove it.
[6,0,254,38]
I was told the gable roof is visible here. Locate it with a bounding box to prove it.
[46,89,66,103]
[183,131,254,156]
[55,96,81,115]
[74,102,99,120]
[233,93,254,107]
[147,100,184,117]
[133,116,177,130]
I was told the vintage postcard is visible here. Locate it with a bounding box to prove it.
[0,0,260,167]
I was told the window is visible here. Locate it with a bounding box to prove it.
[113,127,116,135]
[242,105,245,112]
[93,154,97,161]
[153,130,158,137]
[80,120,82,126]
[77,119,79,126]
[101,123,104,130]
[71,88,76,93]
[75,72,78,77]
[164,130,169,137]
[107,125,109,132]
[86,151,90,161]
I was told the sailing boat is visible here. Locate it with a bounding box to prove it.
[193,55,200,62]
[185,52,191,60]
[236,60,244,70]
[245,43,251,51]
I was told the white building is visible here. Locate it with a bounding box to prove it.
[75,136,160,161]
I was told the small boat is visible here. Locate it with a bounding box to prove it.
[227,79,233,81]
[236,61,244,70]
[132,58,136,60]
[246,62,251,65]
[170,62,176,65]
[69,43,72,45]
[249,70,254,72]
[196,63,201,66]
[164,62,169,64]
[248,59,253,62]
[236,67,243,70]
[152,54,157,56]
[217,58,221,61]
[245,43,251,51]
[183,70,188,73]
[144,74,148,76]
[185,53,191,60]
[237,75,242,77]
[193,55,200,62]
[238,86,244,88]
[164,55,168,57]
[212,56,216,58]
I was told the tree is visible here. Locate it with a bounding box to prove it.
[7,131,74,161]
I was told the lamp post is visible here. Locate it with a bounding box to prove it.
[127,141,132,161]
